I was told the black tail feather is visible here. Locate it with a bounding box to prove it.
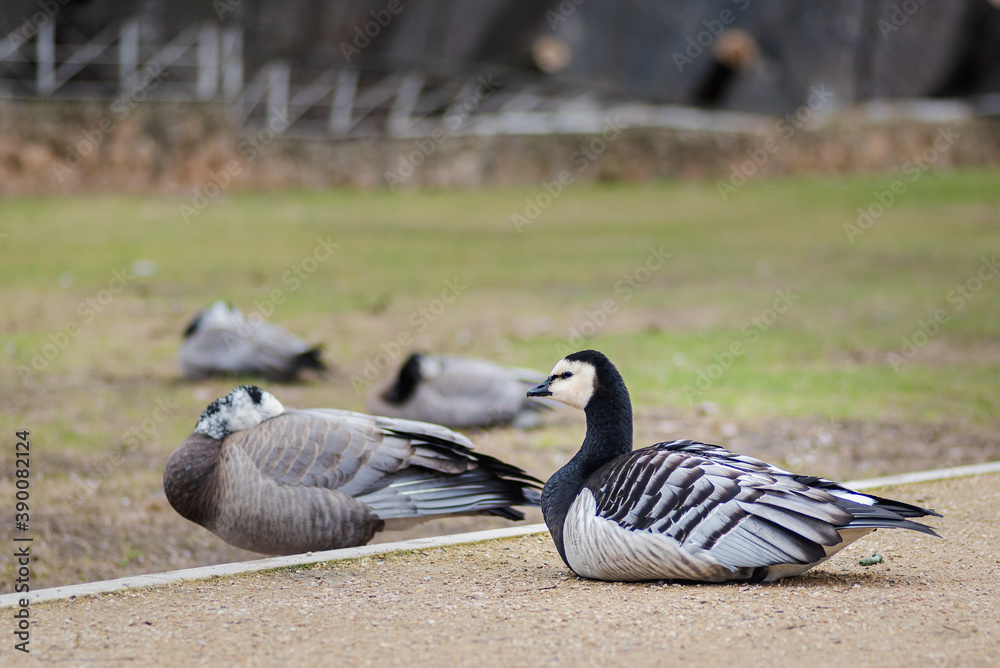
[835,497,942,537]
[376,429,543,520]
[294,347,327,374]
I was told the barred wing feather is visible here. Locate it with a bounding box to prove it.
[583,440,936,572]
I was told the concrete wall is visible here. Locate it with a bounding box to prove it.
[1,100,998,196]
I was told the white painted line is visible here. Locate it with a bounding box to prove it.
[4,459,998,608]
[844,460,1000,490]
[0,524,549,608]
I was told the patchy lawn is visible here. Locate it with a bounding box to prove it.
[1,169,998,587]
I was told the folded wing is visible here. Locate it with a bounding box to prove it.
[585,440,939,572]
[238,409,541,521]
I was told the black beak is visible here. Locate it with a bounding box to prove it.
[526,378,552,398]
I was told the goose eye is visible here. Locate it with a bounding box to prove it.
[562,372,573,379]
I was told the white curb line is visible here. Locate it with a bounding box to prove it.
[843,460,1000,490]
[4,460,998,608]
[0,524,548,608]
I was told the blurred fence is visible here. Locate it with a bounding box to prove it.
[3,13,1000,195]
[1,17,390,137]
[1,16,696,139]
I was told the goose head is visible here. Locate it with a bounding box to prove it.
[526,350,608,410]
[417,354,444,378]
[194,385,285,440]
[183,301,244,338]
[383,352,433,404]
[529,349,633,461]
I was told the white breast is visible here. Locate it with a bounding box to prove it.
[562,490,879,583]
[561,490,745,582]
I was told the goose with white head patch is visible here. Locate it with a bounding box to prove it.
[178,300,327,381]
[527,350,940,583]
[164,385,542,555]
[367,352,556,429]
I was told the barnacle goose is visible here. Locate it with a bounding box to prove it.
[527,350,940,583]
[367,352,555,429]
[164,385,542,555]
[178,301,326,381]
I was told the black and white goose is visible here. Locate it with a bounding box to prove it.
[527,350,941,583]
[163,385,542,555]
[178,301,326,381]
[367,352,555,429]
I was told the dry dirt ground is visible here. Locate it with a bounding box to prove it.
[5,473,999,667]
[2,403,999,591]
[2,401,998,591]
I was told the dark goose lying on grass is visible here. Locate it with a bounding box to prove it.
[367,352,555,429]
[163,385,542,555]
[527,350,941,583]
[178,301,326,382]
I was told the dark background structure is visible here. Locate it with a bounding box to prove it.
[3,0,999,114]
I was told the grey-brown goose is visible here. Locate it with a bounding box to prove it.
[527,350,941,583]
[163,385,542,555]
[367,352,554,429]
[178,301,326,381]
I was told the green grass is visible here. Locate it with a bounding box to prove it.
[2,168,999,442]
[2,168,999,589]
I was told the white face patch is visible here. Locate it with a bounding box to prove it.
[418,355,443,378]
[195,386,285,439]
[198,301,245,331]
[545,359,597,410]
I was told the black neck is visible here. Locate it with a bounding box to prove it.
[541,372,633,570]
[577,381,634,470]
[182,312,202,338]
[383,354,421,404]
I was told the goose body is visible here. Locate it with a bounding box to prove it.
[178,301,326,381]
[164,385,542,555]
[367,353,554,429]
[528,350,940,583]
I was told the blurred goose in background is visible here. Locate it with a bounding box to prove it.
[178,301,326,381]
[368,352,556,429]
[163,385,542,555]
[527,350,941,583]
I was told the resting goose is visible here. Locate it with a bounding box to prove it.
[178,301,326,381]
[527,350,941,583]
[367,352,554,429]
[163,385,542,555]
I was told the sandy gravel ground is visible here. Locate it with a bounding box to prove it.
[6,473,999,667]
